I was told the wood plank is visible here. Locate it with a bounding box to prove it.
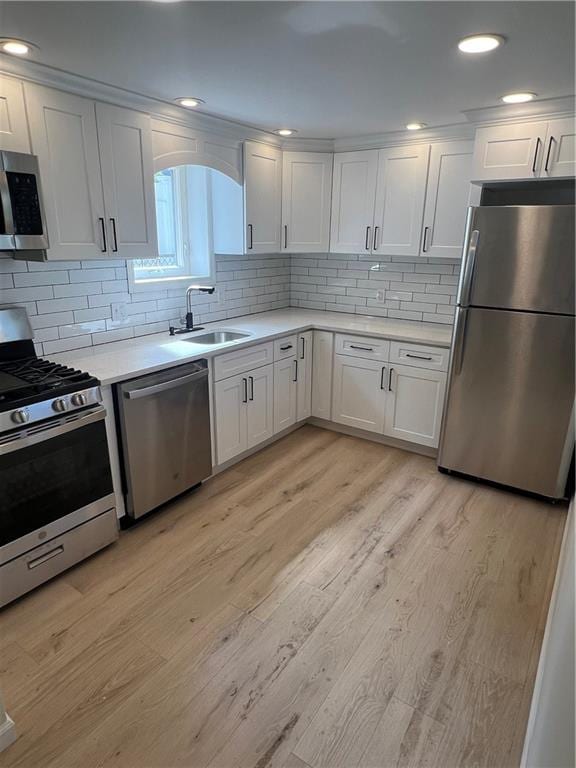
[0,426,565,768]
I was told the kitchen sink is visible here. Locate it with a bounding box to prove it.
[184,330,251,345]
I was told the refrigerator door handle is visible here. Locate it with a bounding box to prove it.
[459,228,479,307]
[452,308,469,376]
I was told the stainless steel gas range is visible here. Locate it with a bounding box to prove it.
[0,307,118,607]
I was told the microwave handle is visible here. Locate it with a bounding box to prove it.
[0,171,14,235]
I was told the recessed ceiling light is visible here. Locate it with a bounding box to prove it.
[175,97,205,108]
[275,129,298,137]
[406,122,427,131]
[0,38,37,56]
[501,92,537,104]
[458,34,505,54]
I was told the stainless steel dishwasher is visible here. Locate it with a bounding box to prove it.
[117,360,212,520]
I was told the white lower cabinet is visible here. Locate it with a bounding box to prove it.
[332,349,447,447]
[384,364,446,448]
[332,354,387,433]
[296,332,313,421]
[214,373,247,464]
[311,331,334,420]
[246,365,274,448]
[214,364,274,464]
[274,357,298,432]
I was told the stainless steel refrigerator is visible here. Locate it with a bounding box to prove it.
[438,205,575,500]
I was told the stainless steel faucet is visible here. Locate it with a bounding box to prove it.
[169,284,215,335]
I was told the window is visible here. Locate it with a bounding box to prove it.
[129,164,243,290]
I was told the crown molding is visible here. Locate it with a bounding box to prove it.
[333,122,474,152]
[280,137,335,152]
[0,54,283,146]
[463,95,575,126]
[2,54,573,155]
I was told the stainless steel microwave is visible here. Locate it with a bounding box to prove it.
[0,150,49,251]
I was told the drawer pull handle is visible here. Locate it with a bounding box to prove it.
[380,366,386,390]
[248,376,254,401]
[293,359,298,382]
[388,367,394,392]
[280,344,293,351]
[27,546,64,570]
[350,345,374,352]
[406,353,433,361]
[242,378,248,403]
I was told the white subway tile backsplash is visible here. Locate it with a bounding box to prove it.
[53,282,102,298]
[1,250,457,357]
[37,297,89,314]
[290,253,461,324]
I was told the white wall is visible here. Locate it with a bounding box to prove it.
[522,499,575,768]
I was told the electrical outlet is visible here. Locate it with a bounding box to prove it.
[375,289,386,303]
[111,302,128,322]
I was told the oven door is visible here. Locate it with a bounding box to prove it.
[0,151,49,251]
[0,407,115,565]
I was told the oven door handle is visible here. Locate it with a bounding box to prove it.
[0,171,14,235]
[0,407,106,456]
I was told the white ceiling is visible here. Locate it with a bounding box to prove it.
[0,1,574,138]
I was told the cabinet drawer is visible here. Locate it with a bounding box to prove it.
[335,333,390,361]
[274,335,298,360]
[389,341,448,371]
[214,342,273,381]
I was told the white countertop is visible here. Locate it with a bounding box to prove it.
[54,309,453,386]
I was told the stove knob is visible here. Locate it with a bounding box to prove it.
[52,398,69,413]
[11,409,29,425]
[71,393,87,407]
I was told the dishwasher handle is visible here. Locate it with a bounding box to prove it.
[124,369,208,400]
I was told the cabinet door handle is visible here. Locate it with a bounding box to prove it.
[284,224,288,249]
[300,336,305,360]
[544,136,555,173]
[248,376,254,401]
[388,367,394,392]
[406,352,433,361]
[532,137,542,174]
[109,217,118,252]
[242,378,248,403]
[350,344,374,352]
[280,344,293,351]
[380,366,386,390]
[373,226,379,251]
[247,223,253,250]
[422,226,429,253]
[365,226,371,251]
[98,217,107,252]
[293,359,298,382]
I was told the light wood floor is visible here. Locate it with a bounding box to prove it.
[0,426,566,768]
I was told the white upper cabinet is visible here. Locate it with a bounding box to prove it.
[472,121,549,181]
[96,103,157,259]
[282,151,332,253]
[542,117,576,178]
[244,141,282,253]
[372,144,430,257]
[330,150,378,253]
[421,140,473,259]
[0,75,30,153]
[25,84,157,260]
[25,84,108,260]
